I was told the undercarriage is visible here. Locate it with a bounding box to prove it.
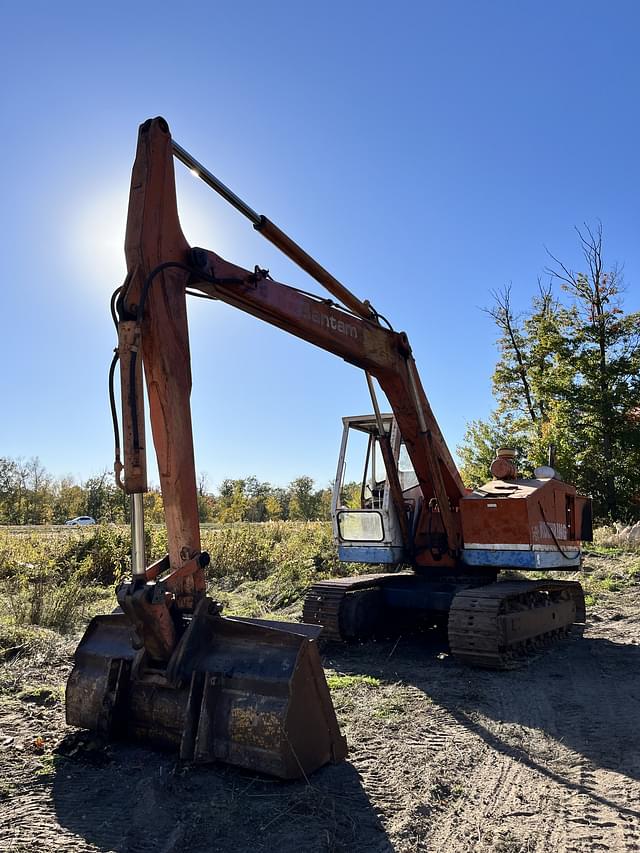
[303,573,586,668]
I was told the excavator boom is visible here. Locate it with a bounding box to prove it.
[165,122,592,661]
[118,118,466,568]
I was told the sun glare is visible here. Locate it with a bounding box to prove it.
[65,183,129,300]
[62,164,252,312]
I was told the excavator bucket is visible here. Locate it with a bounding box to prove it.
[66,599,347,779]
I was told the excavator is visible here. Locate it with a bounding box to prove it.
[66,117,591,779]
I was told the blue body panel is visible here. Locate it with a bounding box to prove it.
[461,548,580,569]
[338,545,581,570]
[338,545,405,564]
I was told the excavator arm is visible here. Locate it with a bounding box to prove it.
[119,117,465,587]
[189,253,465,560]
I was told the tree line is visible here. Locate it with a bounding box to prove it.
[458,224,640,522]
[0,459,358,526]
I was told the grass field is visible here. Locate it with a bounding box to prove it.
[1,521,638,637]
[0,521,367,641]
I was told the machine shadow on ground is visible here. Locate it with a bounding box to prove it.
[51,741,393,853]
[326,624,640,791]
[49,617,639,851]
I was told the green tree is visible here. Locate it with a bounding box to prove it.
[23,457,53,524]
[288,476,323,520]
[264,487,289,520]
[546,223,640,519]
[0,457,21,523]
[458,413,531,488]
[0,457,55,524]
[243,476,272,523]
[482,282,580,481]
[85,472,126,522]
[144,489,166,524]
[53,477,86,523]
[195,473,216,523]
[460,224,640,521]
[216,478,251,523]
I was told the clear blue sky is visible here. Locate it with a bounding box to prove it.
[1,1,638,490]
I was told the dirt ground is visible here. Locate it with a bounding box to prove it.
[1,562,639,852]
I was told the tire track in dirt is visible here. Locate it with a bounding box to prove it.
[2,583,639,853]
[422,679,563,853]
[340,676,486,852]
[548,631,640,853]
[422,612,640,853]
[1,699,392,853]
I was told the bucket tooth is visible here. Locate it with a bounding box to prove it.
[65,599,346,779]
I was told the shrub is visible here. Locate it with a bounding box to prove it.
[0,521,377,627]
[62,525,131,585]
[0,530,106,632]
[0,555,102,633]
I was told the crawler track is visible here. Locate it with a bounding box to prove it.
[448,579,586,668]
[304,575,586,669]
[302,574,395,640]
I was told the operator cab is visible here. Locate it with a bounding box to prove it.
[332,415,416,565]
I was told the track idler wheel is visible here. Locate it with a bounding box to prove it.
[339,588,383,641]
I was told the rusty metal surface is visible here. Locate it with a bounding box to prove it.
[122,117,202,585]
[448,580,585,668]
[117,321,147,493]
[128,117,467,566]
[66,614,138,735]
[255,216,376,321]
[460,476,590,559]
[116,580,177,662]
[66,599,346,780]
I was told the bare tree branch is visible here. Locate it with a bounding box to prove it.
[484,284,538,424]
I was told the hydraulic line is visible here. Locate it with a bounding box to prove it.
[108,351,124,489]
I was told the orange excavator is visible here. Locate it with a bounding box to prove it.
[66,118,591,778]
